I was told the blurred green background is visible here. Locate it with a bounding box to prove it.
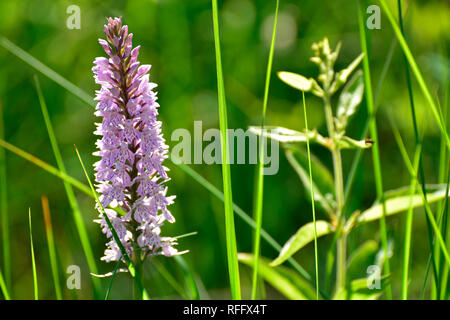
[0,0,448,299]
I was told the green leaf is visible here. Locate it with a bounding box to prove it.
[346,240,378,282]
[331,53,365,93]
[238,253,316,300]
[284,147,335,215]
[271,220,334,267]
[336,70,364,130]
[278,71,312,91]
[278,71,324,97]
[248,126,330,148]
[357,188,450,224]
[333,277,385,300]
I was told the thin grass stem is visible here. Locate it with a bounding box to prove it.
[34,75,102,297]
[358,0,392,299]
[41,196,63,300]
[251,0,279,300]
[28,208,38,300]
[211,0,241,299]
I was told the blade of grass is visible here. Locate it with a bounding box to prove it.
[41,196,63,300]
[211,0,241,299]
[74,146,149,300]
[34,75,102,297]
[0,36,94,107]
[392,120,450,268]
[379,0,450,150]
[251,0,279,300]
[0,101,10,290]
[302,91,319,300]
[396,0,439,295]
[28,208,38,300]
[153,260,188,299]
[104,260,121,300]
[358,0,392,299]
[174,255,200,300]
[0,138,91,195]
[0,267,10,300]
[390,118,421,299]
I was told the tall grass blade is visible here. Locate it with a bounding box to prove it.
[28,208,38,300]
[301,91,319,300]
[41,196,63,300]
[0,36,94,107]
[378,0,450,149]
[396,0,438,298]
[104,260,121,300]
[251,0,279,300]
[390,119,421,299]
[211,0,241,299]
[0,101,10,289]
[34,75,102,297]
[0,138,91,195]
[358,0,392,299]
[174,256,200,300]
[0,267,10,300]
[74,146,149,300]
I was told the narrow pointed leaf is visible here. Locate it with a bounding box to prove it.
[238,253,316,300]
[271,220,334,266]
[285,148,334,216]
[336,70,364,130]
[358,188,450,224]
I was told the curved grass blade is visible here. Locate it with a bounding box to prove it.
[41,196,62,300]
[74,146,149,300]
[104,260,121,300]
[271,221,334,267]
[28,208,38,300]
[0,138,91,196]
[301,91,319,300]
[212,0,241,299]
[252,0,279,300]
[153,260,188,299]
[378,0,450,150]
[0,101,10,289]
[0,36,94,107]
[0,267,10,300]
[239,253,316,300]
[34,75,102,297]
[358,0,391,298]
[174,255,200,300]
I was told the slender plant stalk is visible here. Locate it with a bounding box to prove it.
[378,0,450,150]
[41,196,63,300]
[0,101,10,290]
[211,0,241,299]
[390,119,421,299]
[251,0,279,300]
[28,208,38,300]
[397,1,440,296]
[75,146,150,300]
[34,75,102,297]
[104,260,121,300]
[302,92,319,300]
[358,0,392,299]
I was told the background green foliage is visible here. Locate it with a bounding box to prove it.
[0,0,448,299]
